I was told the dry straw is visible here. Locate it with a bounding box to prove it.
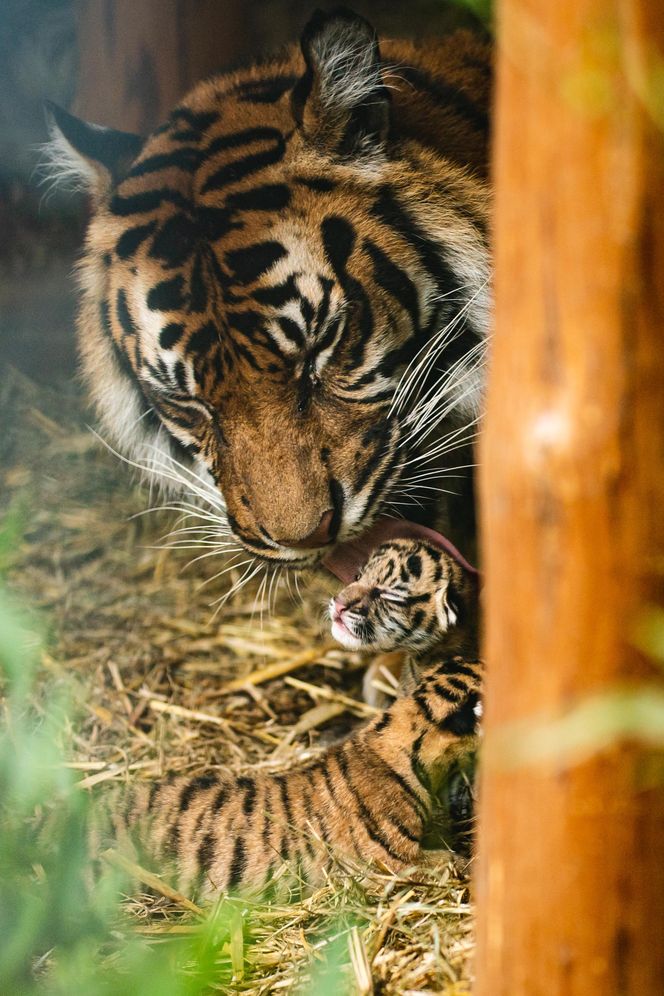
[2,367,473,994]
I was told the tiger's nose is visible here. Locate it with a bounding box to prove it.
[283,509,335,549]
[333,597,347,617]
[334,596,367,618]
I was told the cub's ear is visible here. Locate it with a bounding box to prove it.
[291,7,390,159]
[42,101,143,200]
[434,582,461,633]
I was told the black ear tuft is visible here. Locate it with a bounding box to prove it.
[292,7,390,159]
[447,584,464,627]
[43,101,143,194]
[435,580,465,632]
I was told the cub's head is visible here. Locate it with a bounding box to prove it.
[329,538,474,652]
[45,9,488,568]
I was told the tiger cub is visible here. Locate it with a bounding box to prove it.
[330,537,481,850]
[331,537,479,707]
[103,659,481,900]
[330,538,479,657]
[99,540,480,900]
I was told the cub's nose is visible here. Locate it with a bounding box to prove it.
[335,595,368,618]
[333,597,347,618]
[282,509,335,550]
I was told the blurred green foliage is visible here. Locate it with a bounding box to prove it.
[450,0,493,28]
[0,496,30,576]
[0,587,259,995]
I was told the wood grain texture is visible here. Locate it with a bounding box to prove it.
[475,0,664,992]
[74,0,251,133]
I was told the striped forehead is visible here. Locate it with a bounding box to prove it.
[255,241,344,348]
[365,543,439,582]
[118,272,346,408]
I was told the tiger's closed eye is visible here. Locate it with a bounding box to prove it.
[297,358,320,414]
[379,590,408,604]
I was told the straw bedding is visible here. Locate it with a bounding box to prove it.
[2,365,474,994]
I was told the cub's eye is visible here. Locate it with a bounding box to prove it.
[379,590,408,605]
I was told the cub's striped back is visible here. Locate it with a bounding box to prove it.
[97,657,482,899]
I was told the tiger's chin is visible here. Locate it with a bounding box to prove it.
[249,549,320,568]
[237,513,386,569]
[330,624,395,654]
[330,616,367,651]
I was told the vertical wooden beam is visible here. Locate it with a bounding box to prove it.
[74,0,251,134]
[475,1,664,993]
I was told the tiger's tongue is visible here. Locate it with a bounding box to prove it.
[323,516,479,584]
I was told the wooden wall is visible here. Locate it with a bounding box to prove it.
[72,0,481,133]
[74,0,253,133]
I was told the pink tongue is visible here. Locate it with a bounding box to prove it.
[323,516,479,584]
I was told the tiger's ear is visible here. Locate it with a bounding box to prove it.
[43,101,143,200]
[292,7,390,159]
[434,583,460,633]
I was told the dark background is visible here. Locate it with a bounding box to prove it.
[0,0,484,383]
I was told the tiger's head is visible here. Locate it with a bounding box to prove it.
[329,538,476,652]
[45,9,490,567]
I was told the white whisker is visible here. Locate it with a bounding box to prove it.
[268,566,281,616]
[194,556,251,591]
[178,546,243,570]
[284,570,296,605]
[390,280,488,416]
[398,352,485,449]
[397,457,479,480]
[252,565,269,629]
[219,561,262,611]
[131,502,230,529]
[400,342,486,442]
[388,284,473,413]
[92,430,230,527]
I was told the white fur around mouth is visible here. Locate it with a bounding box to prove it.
[330,615,365,651]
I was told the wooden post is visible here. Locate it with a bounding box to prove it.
[475,0,664,993]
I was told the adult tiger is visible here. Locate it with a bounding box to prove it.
[45,6,491,567]
[46,7,490,892]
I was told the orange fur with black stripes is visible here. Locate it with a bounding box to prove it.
[46,8,492,898]
[46,8,491,567]
[99,657,481,899]
[331,538,479,656]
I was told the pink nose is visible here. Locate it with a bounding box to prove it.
[333,597,346,617]
[282,509,335,550]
